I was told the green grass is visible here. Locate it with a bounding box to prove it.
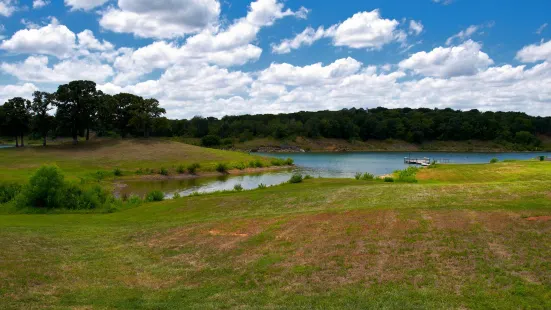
[0,139,273,183]
[0,161,551,309]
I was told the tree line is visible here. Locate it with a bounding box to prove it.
[1,80,550,148]
[0,80,165,146]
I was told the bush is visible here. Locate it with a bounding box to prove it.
[304,175,313,180]
[235,162,246,170]
[95,170,110,181]
[146,190,164,202]
[17,165,65,209]
[113,168,123,177]
[216,163,229,173]
[285,158,294,166]
[176,165,186,174]
[201,135,221,147]
[159,167,169,176]
[355,172,362,180]
[248,161,256,168]
[172,192,181,199]
[257,183,267,189]
[234,184,243,191]
[0,183,22,203]
[271,158,284,166]
[540,156,546,162]
[396,167,419,183]
[136,168,144,175]
[187,163,201,174]
[289,174,303,184]
[361,173,375,181]
[490,158,499,164]
[384,177,395,183]
[60,183,102,210]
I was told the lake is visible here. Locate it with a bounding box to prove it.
[120,151,550,198]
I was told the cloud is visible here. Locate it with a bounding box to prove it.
[111,0,303,84]
[399,40,493,78]
[0,21,76,58]
[409,20,423,36]
[65,0,109,11]
[516,39,551,63]
[33,0,50,9]
[536,23,548,35]
[0,0,17,16]
[272,9,405,54]
[432,0,454,5]
[0,83,38,104]
[77,30,114,52]
[1,56,114,83]
[446,25,478,45]
[99,0,221,39]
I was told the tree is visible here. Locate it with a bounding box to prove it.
[55,81,98,144]
[95,92,118,137]
[113,93,142,138]
[31,91,54,146]
[128,98,166,137]
[3,97,31,147]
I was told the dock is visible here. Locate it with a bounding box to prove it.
[404,157,431,166]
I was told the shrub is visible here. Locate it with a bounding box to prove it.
[396,167,419,183]
[127,195,142,206]
[17,165,65,209]
[248,161,256,168]
[257,183,267,189]
[135,168,144,175]
[490,158,499,164]
[540,156,546,161]
[187,163,201,174]
[113,168,123,177]
[235,162,246,170]
[176,165,186,174]
[284,158,294,166]
[289,174,303,184]
[159,167,169,176]
[60,183,102,210]
[355,172,362,180]
[172,192,181,199]
[361,173,375,181]
[304,175,313,180]
[0,183,22,203]
[271,158,283,166]
[146,190,164,202]
[95,170,110,181]
[216,163,229,173]
[234,184,243,191]
[384,177,395,183]
[201,135,221,147]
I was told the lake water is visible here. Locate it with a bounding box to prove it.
[121,151,550,198]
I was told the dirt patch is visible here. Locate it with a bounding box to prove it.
[209,230,249,237]
[526,216,551,222]
[122,165,293,181]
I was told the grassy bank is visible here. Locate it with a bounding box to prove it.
[0,139,276,183]
[0,161,550,308]
[230,136,551,152]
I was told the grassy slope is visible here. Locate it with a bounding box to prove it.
[0,139,272,183]
[0,161,550,309]
[233,136,551,152]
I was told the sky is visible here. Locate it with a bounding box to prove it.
[0,0,550,119]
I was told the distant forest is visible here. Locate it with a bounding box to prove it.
[1,80,550,149]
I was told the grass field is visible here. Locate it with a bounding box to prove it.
[0,159,550,309]
[0,139,274,183]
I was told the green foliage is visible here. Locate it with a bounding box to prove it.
[304,175,313,180]
[234,184,243,191]
[235,162,246,170]
[216,163,228,173]
[95,170,111,180]
[253,159,263,168]
[396,167,419,183]
[540,156,546,162]
[285,158,294,165]
[187,163,201,174]
[146,190,164,202]
[257,183,267,189]
[271,158,284,166]
[384,177,395,183]
[201,135,221,147]
[172,192,181,199]
[355,172,362,180]
[355,172,375,181]
[113,168,123,177]
[159,167,169,176]
[176,165,186,174]
[490,158,499,164]
[289,174,303,184]
[17,165,65,209]
[0,182,22,203]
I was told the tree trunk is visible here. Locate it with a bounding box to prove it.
[86,127,90,141]
[72,133,78,145]
[20,134,24,147]
[43,134,47,147]
[15,136,19,148]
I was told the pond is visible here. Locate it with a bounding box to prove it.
[120,151,550,198]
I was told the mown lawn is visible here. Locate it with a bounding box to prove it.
[0,139,272,183]
[0,162,550,309]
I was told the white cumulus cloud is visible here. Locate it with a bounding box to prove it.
[516,39,551,63]
[65,0,109,11]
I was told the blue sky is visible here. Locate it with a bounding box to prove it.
[0,0,550,118]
